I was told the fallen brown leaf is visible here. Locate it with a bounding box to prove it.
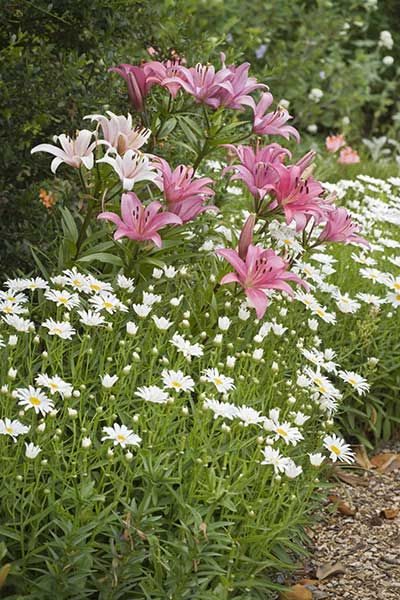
[333,467,369,487]
[316,561,346,580]
[298,578,319,585]
[354,445,372,470]
[0,564,11,589]
[327,494,357,516]
[280,584,313,600]
[380,508,399,520]
[370,453,400,472]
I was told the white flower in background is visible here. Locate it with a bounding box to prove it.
[2,315,34,332]
[308,318,319,331]
[15,386,54,416]
[170,333,203,359]
[295,291,319,311]
[101,422,141,448]
[252,348,264,361]
[307,124,318,134]
[0,291,28,304]
[86,277,113,295]
[387,292,400,307]
[203,398,238,420]
[44,289,80,311]
[356,293,384,307]
[162,370,195,393]
[78,310,107,327]
[0,418,30,441]
[226,355,236,368]
[142,292,161,306]
[135,385,170,404]
[335,293,361,314]
[25,442,42,459]
[22,277,48,291]
[293,411,310,426]
[82,436,92,449]
[238,306,250,321]
[31,130,101,172]
[218,316,231,331]
[164,266,178,278]
[271,322,287,336]
[62,269,89,292]
[310,305,336,324]
[202,368,235,394]
[323,434,355,463]
[284,459,303,479]
[383,55,394,66]
[84,111,151,154]
[117,274,135,292]
[236,405,265,427]
[132,303,152,318]
[170,295,183,307]
[42,319,76,339]
[0,301,27,315]
[308,87,324,102]
[338,370,370,395]
[304,368,342,402]
[35,374,73,398]
[152,268,164,279]
[379,30,393,50]
[126,321,139,335]
[261,447,289,474]
[97,149,160,191]
[360,267,391,286]
[152,316,173,331]
[309,452,325,467]
[101,374,119,389]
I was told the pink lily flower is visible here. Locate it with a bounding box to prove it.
[97,149,161,191]
[164,63,232,108]
[98,192,182,247]
[270,164,330,231]
[31,130,100,173]
[156,158,217,222]
[216,244,307,319]
[143,60,184,98]
[216,54,267,109]
[326,134,346,153]
[223,143,290,200]
[109,64,150,112]
[238,214,256,260]
[338,146,360,164]
[249,92,300,142]
[84,111,151,155]
[318,207,368,246]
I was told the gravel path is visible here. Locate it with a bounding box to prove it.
[282,446,400,600]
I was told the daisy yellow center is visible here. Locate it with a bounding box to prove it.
[59,297,68,304]
[319,385,328,394]
[103,301,113,309]
[284,239,291,245]
[214,377,223,386]
[117,434,126,442]
[73,279,82,287]
[394,282,400,290]
[276,427,288,437]
[8,296,16,302]
[54,327,62,334]
[330,445,341,456]
[49,383,59,390]
[171,380,182,389]
[90,284,101,291]
[30,396,41,406]
[3,306,13,314]
[316,308,325,317]
[348,377,357,386]
[396,294,400,301]
[6,427,13,434]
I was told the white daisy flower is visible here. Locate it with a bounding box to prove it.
[117,274,135,292]
[0,291,28,304]
[284,459,303,479]
[135,385,170,404]
[270,421,303,446]
[218,316,231,331]
[2,314,34,332]
[35,374,73,398]
[170,333,203,359]
[22,277,48,291]
[162,370,195,393]
[15,386,54,416]
[261,446,289,474]
[0,301,27,316]
[309,452,325,466]
[101,423,141,448]
[386,292,400,307]
[152,316,173,330]
[63,269,90,292]
[25,442,42,459]
[42,318,76,339]
[0,418,30,441]
[100,374,119,389]
[323,434,354,463]
[132,303,152,318]
[356,293,385,307]
[236,405,265,427]
[310,305,336,324]
[89,292,127,314]
[78,310,107,327]
[142,292,161,306]
[44,289,80,310]
[203,398,238,420]
[338,370,370,395]
[202,368,235,394]
[86,276,113,295]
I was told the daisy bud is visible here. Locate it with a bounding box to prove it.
[68,408,78,418]
[42,351,48,358]
[200,331,207,338]
[1,385,8,394]
[82,437,92,449]
[107,448,114,458]
[49,410,58,418]
[181,320,190,328]
[132,352,140,361]
[256,436,264,444]
[33,335,40,344]
[41,459,48,466]
[7,367,17,379]
[125,451,134,462]
[37,423,46,433]
[183,311,190,319]
[181,406,189,416]
[73,390,81,398]
[8,335,18,346]
[16,475,23,481]
[214,334,223,345]
[123,364,132,374]
[218,316,231,331]
[210,274,216,283]
[133,414,140,422]
[271,362,279,372]
[221,422,231,432]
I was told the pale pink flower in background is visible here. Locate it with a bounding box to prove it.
[248,92,300,141]
[318,207,368,246]
[98,192,182,247]
[84,111,151,154]
[97,149,160,191]
[156,158,217,222]
[326,134,346,153]
[216,53,266,109]
[164,63,231,108]
[31,130,100,173]
[216,244,307,318]
[109,64,150,111]
[338,146,360,164]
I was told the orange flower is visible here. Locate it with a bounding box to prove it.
[326,134,346,153]
[39,188,56,210]
[338,146,360,165]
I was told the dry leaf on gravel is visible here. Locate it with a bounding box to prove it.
[316,561,346,580]
[280,584,313,600]
[327,494,357,516]
[354,445,372,470]
[370,453,400,472]
[333,467,369,487]
[380,508,399,520]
